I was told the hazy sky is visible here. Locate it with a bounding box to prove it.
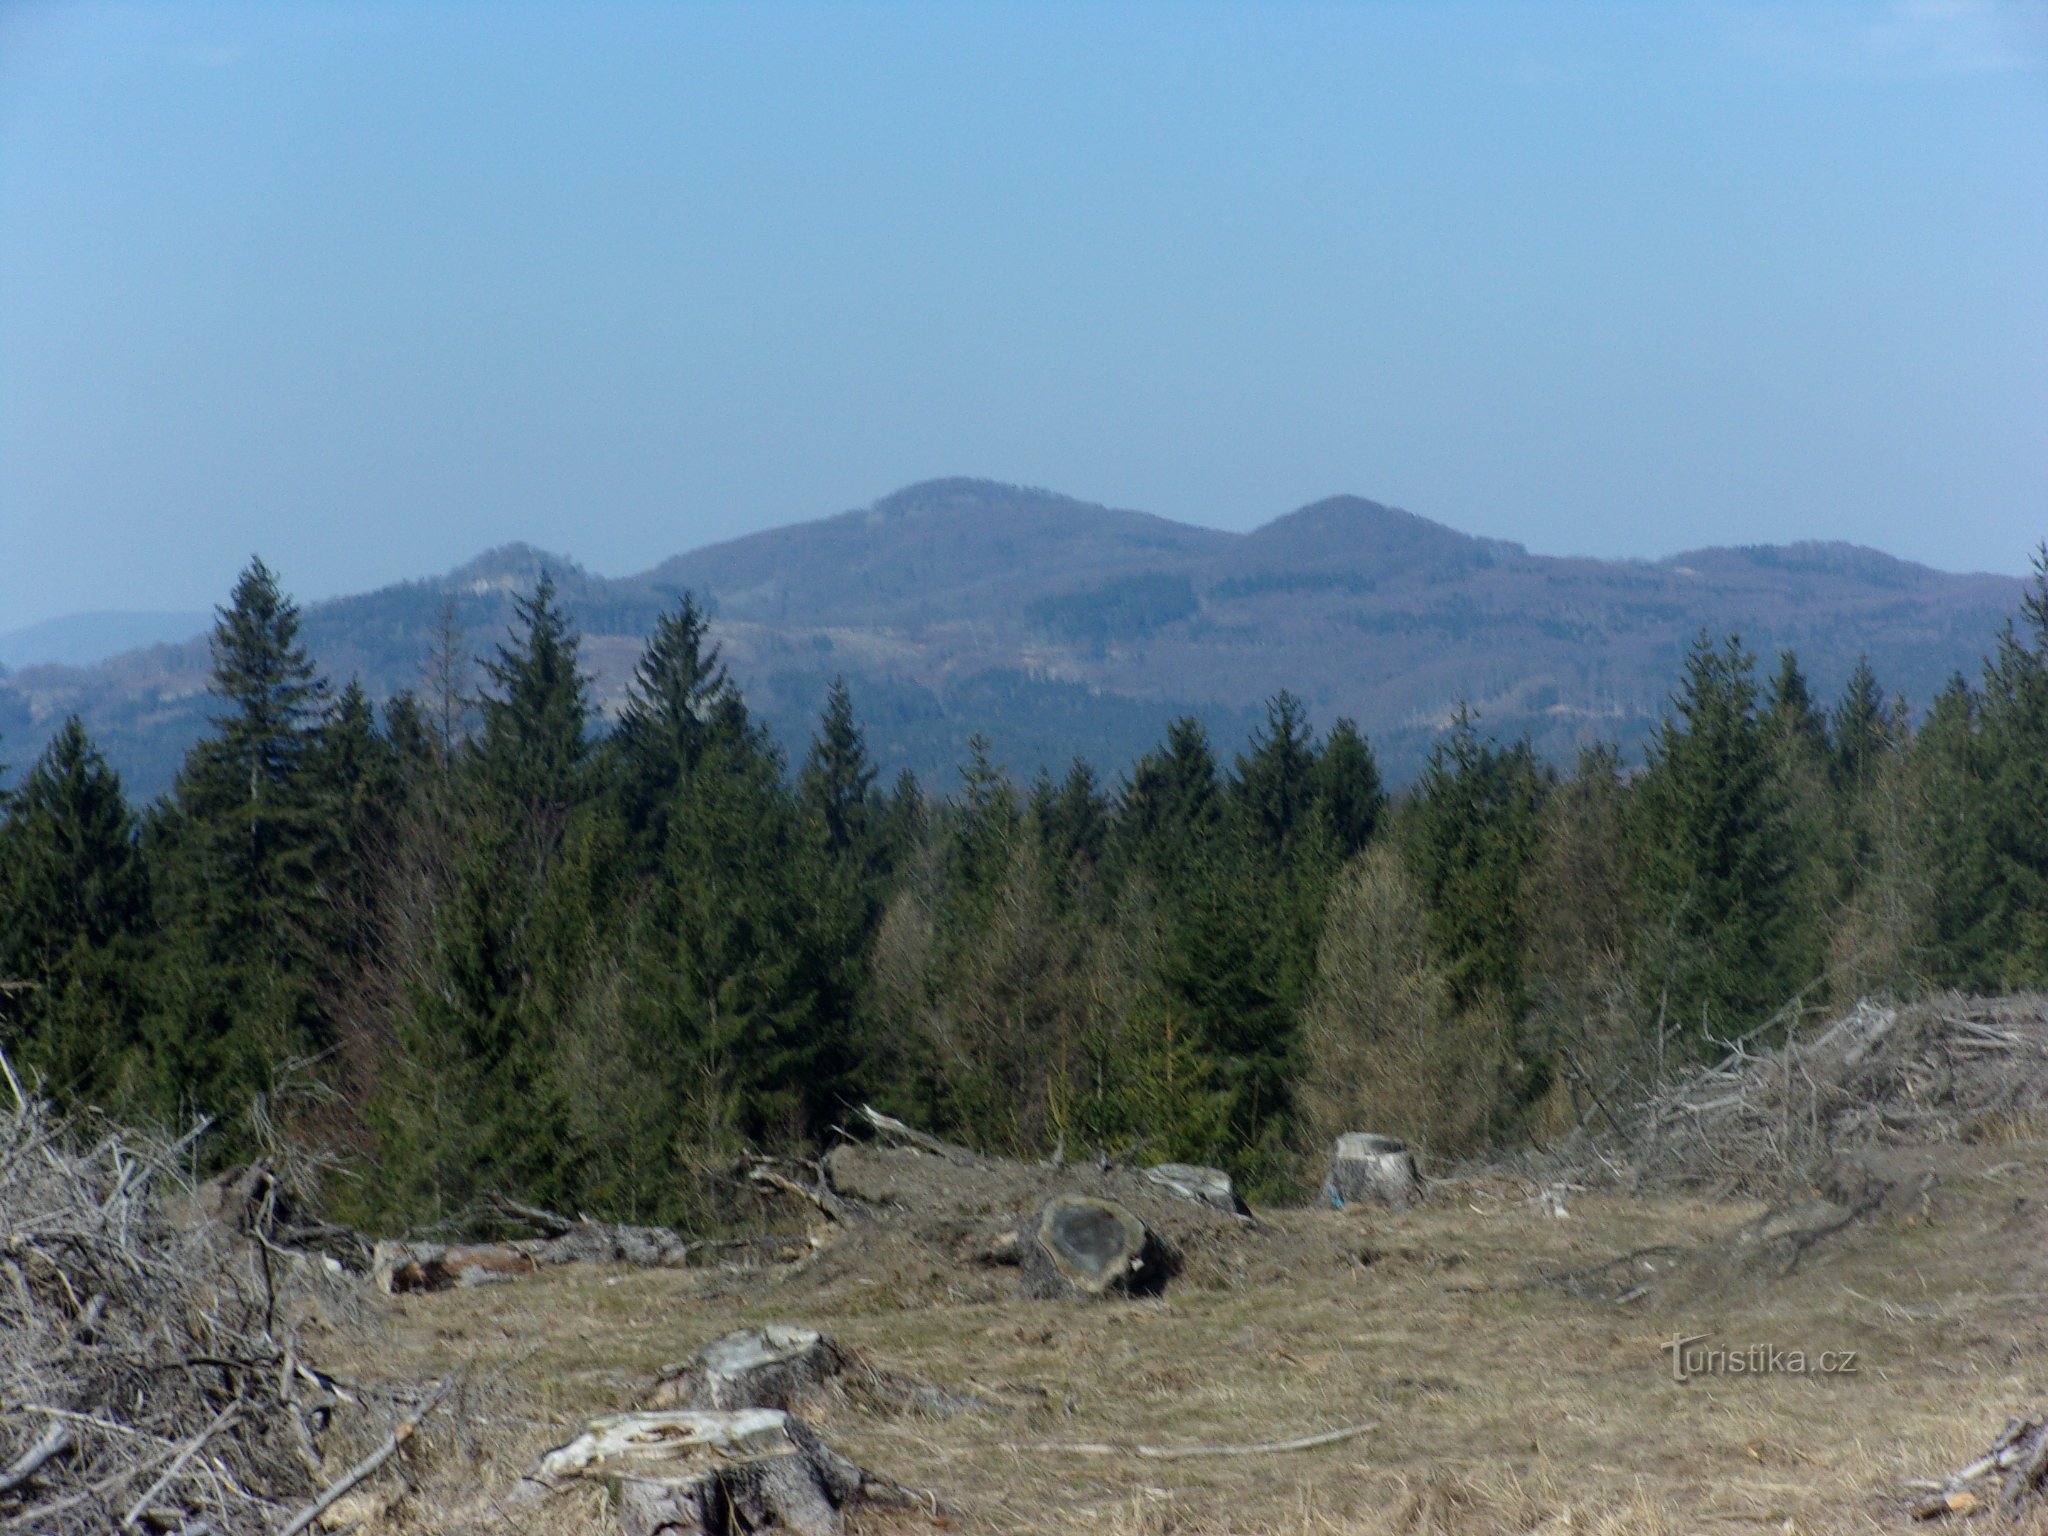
[3,1,2045,630]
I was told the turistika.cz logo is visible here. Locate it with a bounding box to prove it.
[1660,1333,1859,1383]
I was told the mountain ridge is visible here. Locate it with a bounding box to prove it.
[0,480,2027,797]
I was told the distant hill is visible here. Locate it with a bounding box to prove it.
[0,478,2026,798]
[0,610,210,670]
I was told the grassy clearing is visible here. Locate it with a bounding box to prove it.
[352,1143,2048,1535]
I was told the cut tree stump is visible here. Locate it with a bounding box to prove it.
[649,1326,850,1412]
[521,1408,878,1536]
[1020,1195,1179,1300]
[648,1325,987,1418]
[1325,1134,1420,1209]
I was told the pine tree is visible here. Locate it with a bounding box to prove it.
[798,677,879,865]
[1631,634,1800,1048]
[1401,709,1548,1019]
[150,558,334,1130]
[1232,692,1319,855]
[477,573,591,810]
[613,593,733,850]
[1117,716,1223,877]
[1312,718,1385,858]
[0,719,153,1105]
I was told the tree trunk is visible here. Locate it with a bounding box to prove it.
[649,1326,849,1411]
[1326,1134,1420,1209]
[1019,1195,1179,1300]
[647,1325,989,1418]
[523,1408,871,1536]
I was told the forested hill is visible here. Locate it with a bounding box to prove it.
[0,477,2023,797]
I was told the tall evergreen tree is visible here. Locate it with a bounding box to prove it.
[1232,691,1319,855]
[151,558,333,1129]
[1631,634,1800,1048]
[1117,716,1223,876]
[798,677,879,865]
[0,719,153,1104]
[1401,709,1548,1025]
[1312,718,1385,858]
[613,593,732,848]
[477,573,591,809]
[1973,547,2048,983]
[1831,656,1893,795]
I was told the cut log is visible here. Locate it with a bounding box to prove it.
[1141,1162,1251,1218]
[489,1194,695,1266]
[376,1241,538,1293]
[1325,1134,1420,1209]
[1019,1195,1179,1300]
[521,1409,871,1536]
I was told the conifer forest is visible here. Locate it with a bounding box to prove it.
[3,552,2044,1229]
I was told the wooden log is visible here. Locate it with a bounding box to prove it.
[1019,1195,1179,1300]
[523,1409,868,1536]
[1141,1162,1251,1218]
[1325,1133,1420,1209]
[374,1241,538,1293]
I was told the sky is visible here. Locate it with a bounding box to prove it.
[2,1,2045,631]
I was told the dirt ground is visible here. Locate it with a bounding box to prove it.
[330,1126,2048,1536]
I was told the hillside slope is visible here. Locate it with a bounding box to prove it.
[0,478,2023,797]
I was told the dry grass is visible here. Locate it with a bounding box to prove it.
[343,1131,2048,1535]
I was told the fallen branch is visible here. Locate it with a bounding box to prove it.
[0,1425,73,1498]
[275,1380,454,1536]
[119,1401,239,1531]
[855,1105,976,1163]
[1004,1422,1373,1461]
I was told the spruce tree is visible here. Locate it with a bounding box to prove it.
[1313,718,1385,858]
[1117,716,1223,877]
[0,719,153,1105]
[477,572,591,809]
[1401,708,1548,1020]
[1974,547,2048,983]
[150,558,333,1130]
[1831,656,1892,795]
[1232,691,1319,855]
[798,677,879,865]
[613,593,732,850]
[1631,634,1800,1048]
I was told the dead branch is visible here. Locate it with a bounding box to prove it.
[275,1379,454,1536]
[1003,1422,1374,1460]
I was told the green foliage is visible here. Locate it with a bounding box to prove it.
[14,555,2048,1228]
[1400,710,1548,1018]
[477,572,591,809]
[148,559,336,1135]
[1630,634,1800,1049]
[0,719,154,1106]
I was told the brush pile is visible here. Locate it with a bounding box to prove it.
[1552,993,2048,1197]
[0,1059,375,1534]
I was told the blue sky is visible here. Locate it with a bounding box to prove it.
[2,1,2044,630]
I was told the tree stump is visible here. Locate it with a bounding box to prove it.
[1019,1195,1179,1299]
[649,1326,850,1411]
[523,1408,868,1536]
[1325,1134,1419,1209]
[648,1325,987,1418]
